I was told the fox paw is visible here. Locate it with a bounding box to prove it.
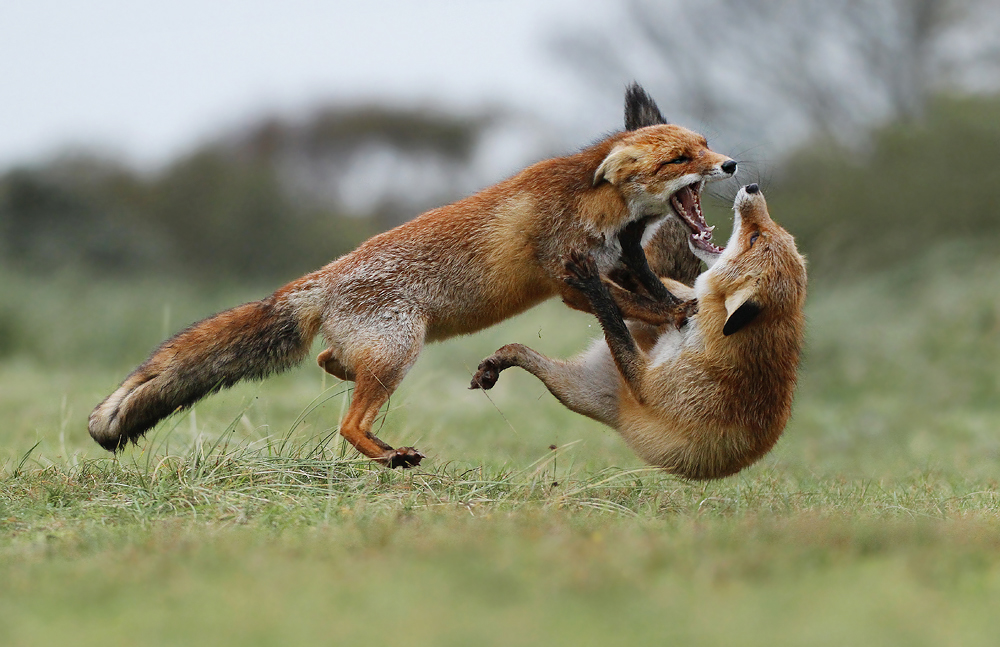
[381,447,425,469]
[470,356,504,390]
[668,298,698,329]
[561,251,600,290]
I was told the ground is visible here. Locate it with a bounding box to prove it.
[2,244,1000,646]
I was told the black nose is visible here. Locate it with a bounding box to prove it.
[745,183,759,194]
[721,160,737,174]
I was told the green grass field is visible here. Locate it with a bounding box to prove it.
[3,241,1000,646]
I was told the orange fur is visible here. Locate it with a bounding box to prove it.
[472,186,807,479]
[88,89,736,467]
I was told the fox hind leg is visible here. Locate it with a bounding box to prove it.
[333,327,426,468]
[471,342,619,426]
[341,366,425,468]
[317,347,354,381]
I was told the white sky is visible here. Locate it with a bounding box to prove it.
[0,0,622,169]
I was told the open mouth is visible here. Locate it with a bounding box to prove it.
[670,182,723,254]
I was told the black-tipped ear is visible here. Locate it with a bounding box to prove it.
[625,82,668,131]
[723,301,762,336]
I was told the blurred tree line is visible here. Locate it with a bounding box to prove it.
[772,94,1000,278]
[2,92,1000,287]
[0,106,486,283]
[556,0,1000,151]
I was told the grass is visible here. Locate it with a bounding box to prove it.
[6,95,1000,645]
[3,242,1000,645]
[6,443,1000,646]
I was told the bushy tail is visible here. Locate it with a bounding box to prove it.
[88,288,322,451]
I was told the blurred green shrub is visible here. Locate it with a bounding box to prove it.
[2,95,998,286]
[0,105,488,284]
[771,94,1000,280]
[0,152,375,283]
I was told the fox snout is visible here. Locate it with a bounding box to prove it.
[736,183,762,202]
[707,157,738,181]
[734,183,769,222]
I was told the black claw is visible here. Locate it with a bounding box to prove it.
[387,448,424,469]
[470,359,501,390]
[562,252,600,291]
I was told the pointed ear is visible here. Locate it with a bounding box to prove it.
[594,145,637,187]
[723,284,762,336]
[625,82,668,130]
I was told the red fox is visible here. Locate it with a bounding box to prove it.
[88,84,737,467]
[471,184,807,479]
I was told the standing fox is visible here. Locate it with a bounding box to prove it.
[471,184,807,479]
[89,84,737,467]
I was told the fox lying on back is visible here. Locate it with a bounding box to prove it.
[471,184,807,479]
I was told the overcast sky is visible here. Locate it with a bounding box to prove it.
[0,0,632,169]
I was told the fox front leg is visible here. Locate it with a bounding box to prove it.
[616,218,682,305]
[562,252,648,402]
[604,280,696,329]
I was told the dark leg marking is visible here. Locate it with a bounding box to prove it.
[617,219,683,305]
[562,252,646,398]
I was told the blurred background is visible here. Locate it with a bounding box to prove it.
[3,0,1000,472]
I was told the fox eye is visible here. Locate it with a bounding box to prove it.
[749,232,760,246]
[657,156,690,173]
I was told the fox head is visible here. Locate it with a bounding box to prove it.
[593,126,736,223]
[578,85,734,246]
[701,184,807,337]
